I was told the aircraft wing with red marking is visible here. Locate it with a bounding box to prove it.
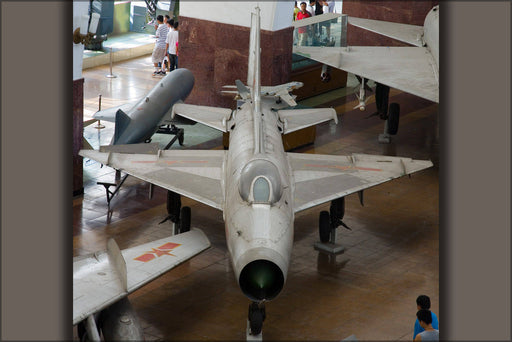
[79,149,226,210]
[73,228,210,325]
[288,153,433,213]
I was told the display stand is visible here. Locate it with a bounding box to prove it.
[313,228,345,255]
[246,320,262,341]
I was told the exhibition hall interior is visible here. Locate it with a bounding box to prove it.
[72,1,439,340]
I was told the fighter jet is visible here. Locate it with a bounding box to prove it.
[292,5,439,142]
[91,68,195,147]
[221,80,304,106]
[80,7,433,336]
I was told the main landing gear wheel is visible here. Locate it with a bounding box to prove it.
[330,197,350,230]
[248,302,266,336]
[315,198,350,254]
[159,190,181,225]
[178,206,191,233]
[168,190,181,221]
[375,83,390,119]
[159,190,181,224]
[387,102,400,135]
[319,210,331,243]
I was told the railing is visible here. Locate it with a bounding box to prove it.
[292,13,348,48]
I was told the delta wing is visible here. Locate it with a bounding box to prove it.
[80,149,226,210]
[293,45,438,103]
[289,152,433,213]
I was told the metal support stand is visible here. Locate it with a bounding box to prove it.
[314,228,345,255]
[148,183,154,200]
[98,174,129,206]
[106,47,117,78]
[246,320,262,341]
[94,94,105,129]
[156,124,185,149]
[378,119,391,144]
[85,315,101,342]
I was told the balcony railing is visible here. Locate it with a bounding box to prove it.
[292,13,348,48]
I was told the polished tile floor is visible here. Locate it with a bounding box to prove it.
[74,56,439,341]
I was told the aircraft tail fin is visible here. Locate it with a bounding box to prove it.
[247,8,257,88]
[113,109,131,145]
[248,7,264,154]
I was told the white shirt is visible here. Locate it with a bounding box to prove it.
[306,4,315,16]
[327,1,336,13]
[165,28,179,55]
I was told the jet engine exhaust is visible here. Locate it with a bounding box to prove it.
[239,260,284,301]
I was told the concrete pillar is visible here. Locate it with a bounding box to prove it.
[72,1,89,196]
[73,78,84,196]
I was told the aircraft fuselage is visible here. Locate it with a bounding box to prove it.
[224,98,294,302]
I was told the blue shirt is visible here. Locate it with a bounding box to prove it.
[414,311,439,338]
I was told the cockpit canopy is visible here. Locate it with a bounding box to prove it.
[239,159,282,205]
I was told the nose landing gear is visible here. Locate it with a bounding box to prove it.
[247,302,265,340]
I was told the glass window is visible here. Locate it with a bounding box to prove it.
[252,177,270,203]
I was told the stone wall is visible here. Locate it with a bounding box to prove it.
[179,17,294,108]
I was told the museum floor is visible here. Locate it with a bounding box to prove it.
[74,55,439,341]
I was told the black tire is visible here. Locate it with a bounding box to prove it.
[330,197,345,226]
[248,303,265,335]
[375,83,390,118]
[179,206,191,233]
[178,131,184,145]
[166,191,181,222]
[387,102,400,135]
[319,211,331,243]
[249,310,263,335]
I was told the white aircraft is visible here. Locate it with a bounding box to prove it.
[293,6,439,142]
[80,7,433,337]
[221,80,304,107]
[73,229,210,340]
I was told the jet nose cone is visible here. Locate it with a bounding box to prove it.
[239,260,284,301]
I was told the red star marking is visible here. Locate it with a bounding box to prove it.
[158,242,181,250]
[134,242,182,262]
[150,247,175,257]
[134,253,155,263]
